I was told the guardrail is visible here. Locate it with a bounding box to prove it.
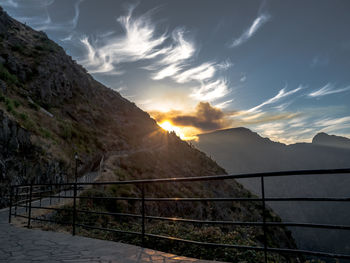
[8,168,350,263]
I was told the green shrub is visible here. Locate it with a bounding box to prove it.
[19,113,28,120]
[22,118,35,131]
[39,127,52,139]
[14,100,20,108]
[0,64,18,85]
[5,98,14,113]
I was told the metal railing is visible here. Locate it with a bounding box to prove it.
[8,168,350,262]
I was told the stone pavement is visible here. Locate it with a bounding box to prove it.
[0,209,218,263]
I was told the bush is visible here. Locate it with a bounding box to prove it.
[0,64,18,85]
[5,98,14,113]
[14,100,20,108]
[19,113,28,120]
[39,127,52,139]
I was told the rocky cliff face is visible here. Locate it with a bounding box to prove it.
[0,110,67,207]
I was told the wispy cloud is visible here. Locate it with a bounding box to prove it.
[150,28,196,80]
[314,116,350,127]
[214,99,234,109]
[0,0,19,8]
[247,86,303,113]
[79,6,233,103]
[230,13,270,48]
[190,78,231,102]
[310,55,329,68]
[8,0,83,33]
[308,83,350,97]
[80,6,168,74]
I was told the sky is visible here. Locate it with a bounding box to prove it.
[1,0,350,144]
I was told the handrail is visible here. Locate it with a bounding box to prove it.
[11,168,350,187]
[8,168,350,262]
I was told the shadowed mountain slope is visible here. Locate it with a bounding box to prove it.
[194,127,350,256]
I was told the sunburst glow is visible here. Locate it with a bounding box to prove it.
[158,121,197,141]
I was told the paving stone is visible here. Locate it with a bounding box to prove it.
[0,209,220,263]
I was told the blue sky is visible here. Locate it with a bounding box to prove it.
[2,0,350,143]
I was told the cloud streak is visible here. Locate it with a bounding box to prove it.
[247,86,302,113]
[79,7,232,103]
[190,78,231,102]
[7,0,83,33]
[308,83,350,97]
[231,13,270,48]
[80,6,168,74]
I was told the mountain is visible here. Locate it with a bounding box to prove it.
[312,132,350,149]
[194,127,350,256]
[196,127,350,173]
[0,6,297,262]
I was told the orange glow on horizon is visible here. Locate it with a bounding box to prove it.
[158,121,198,141]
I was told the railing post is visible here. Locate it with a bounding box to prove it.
[25,186,29,213]
[72,182,77,236]
[261,175,268,263]
[39,186,42,207]
[14,187,18,217]
[141,184,145,246]
[27,183,33,228]
[8,186,13,223]
[49,185,52,205]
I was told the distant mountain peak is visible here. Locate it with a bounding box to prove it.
[312,132,350,149]
[196,127,286,147]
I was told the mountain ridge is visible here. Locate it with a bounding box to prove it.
[197,126,350,149]
[193,126,350,255]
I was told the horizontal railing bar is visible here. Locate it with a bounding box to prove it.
[144,197,261,202]
[14,197,41,204]
[12,168,350,187]
[266,197,350,202]
[12,214,69,226]
[266,247,350,260]
[145,215,260,225]
[76,224,142,236]
[77,196,141,201]
[39,195,73,199]
[76,209,142,219]
[144,197,350,202]
[146,233,350,259]
[29,217,72,226]
[19,195,350,203]
[145,216,350,230]
[12,214,28,219]
[268,222,350,230]
[145,233,265,251]
[35,196,350,202]
[28,206,73,212]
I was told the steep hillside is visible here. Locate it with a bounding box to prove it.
[0,6,298,262]
[194,127,350,256]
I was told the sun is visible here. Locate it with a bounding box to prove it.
[158,121,196,141]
